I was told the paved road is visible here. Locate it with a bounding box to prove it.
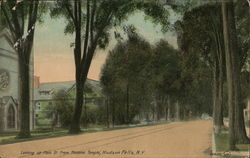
[0,120,212,158]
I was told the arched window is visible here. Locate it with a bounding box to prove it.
[7,105,15,129]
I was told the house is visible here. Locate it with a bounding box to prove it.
[0,29,34,131]
[33,77,103,128]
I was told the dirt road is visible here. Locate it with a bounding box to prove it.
[0,120,212,158]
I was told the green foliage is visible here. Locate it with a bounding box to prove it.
[101,32,153,123]
[51,90,74,128]
[50,0,170,131]
[150,40,181,96]
[100,28,192,123]
[50,0,170,48]
[68,83,100,98]
[0,1,48,31]
[235,0,250,70]
[81,103,99,126]
[37,119,52,126]
[175,2,250,117]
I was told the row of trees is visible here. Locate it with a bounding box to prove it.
[100,27,213,125]
[175,0,250,150]
[221,1,249,149]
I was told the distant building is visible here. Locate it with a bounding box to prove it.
[0,29,34,131]
[33,77,103,128]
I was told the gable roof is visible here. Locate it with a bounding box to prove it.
[0,29,17,61]
[34,81,75,101]
[0,29,14,50]
[34,79,103,101]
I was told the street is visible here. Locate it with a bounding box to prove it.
[0,120,212,158]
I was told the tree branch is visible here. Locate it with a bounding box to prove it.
[81,0,90,66]
[20,2,25,35]
[27,0,34,32]
[80,11,114,77]
[24,0,39,63]
[90,0,96,44]
[1,1,16,39]
[74,0,78,24]
[8,1,21,37]
[65,2,76,26]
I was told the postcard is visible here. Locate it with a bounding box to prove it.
[0,0,249,158]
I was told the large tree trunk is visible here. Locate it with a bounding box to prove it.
[17,11,37,138]
[217,39,224,128]
[221,1,249,150]
[210,6,225,134]
[69,76,84,133]
[218,53,224,127]
[226,1,249,144]
[17,54,31,138]
[228,4,249,144]
[69,16,84,133]
[213,59,224,134]
[222,1,237,150]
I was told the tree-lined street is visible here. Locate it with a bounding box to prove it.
[0,0,249,156]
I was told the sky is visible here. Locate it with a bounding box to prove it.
[34,11,178,83]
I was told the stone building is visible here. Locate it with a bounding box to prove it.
[0,29,34,131]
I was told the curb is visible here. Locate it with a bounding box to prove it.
[212,130,220,158]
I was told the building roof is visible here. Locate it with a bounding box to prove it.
[34,81,75,101]
[34,79,102,101]
[83,79,103,96]
[0,29,16,60]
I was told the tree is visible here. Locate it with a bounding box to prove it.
[51,0,169,133]
[101,30,153,124]
[51,90,74,128]
[101,31,191,123]
[221,0,249,150]
[175,4,225,132]
[1,0,41,138]
[149,40,181,121]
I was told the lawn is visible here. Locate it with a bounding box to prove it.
[214,128,250,152]
[0,129,68,144]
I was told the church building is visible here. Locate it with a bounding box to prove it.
[0,29,34,131]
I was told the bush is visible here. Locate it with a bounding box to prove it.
[52,90,74,128]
